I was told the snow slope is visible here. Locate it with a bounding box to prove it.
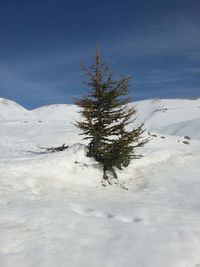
[0,97,200,267]
[156,117,200,140]
[135,98,200,138]
[33,104,80,121]
[32,98,200,139]
[1,97,200,138]
[136,98,200,127]
[0,98,37,121]
[33,98,200,139]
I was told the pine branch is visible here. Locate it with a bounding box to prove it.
[37,144,69,153]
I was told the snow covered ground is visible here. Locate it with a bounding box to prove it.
[0,97,200,267]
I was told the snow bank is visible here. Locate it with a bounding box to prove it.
[0,144,101,195]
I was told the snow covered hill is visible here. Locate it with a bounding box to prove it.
[1,97,200,139]
[33,103,80,121]
[155,117,200,140]
[136,98,200,128]
[0,97,200,267]
[0,98,37,121]
[135,98,200,139]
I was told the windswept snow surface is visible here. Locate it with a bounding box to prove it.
[0,98,200,267]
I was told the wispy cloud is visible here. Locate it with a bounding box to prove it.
[105,15,200,60]
[0,3,200,108]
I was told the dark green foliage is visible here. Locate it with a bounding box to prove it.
[75,49,148,182]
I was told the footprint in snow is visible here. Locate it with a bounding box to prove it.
[107,213,115,218]
[71,205,142,224]
[70,206,84,215]
[107,213,142,223]
[85,208,106,218]
[115,215,133,223]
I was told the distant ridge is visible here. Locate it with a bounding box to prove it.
[0,97,200,139]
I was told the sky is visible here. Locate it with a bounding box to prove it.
[0,0,200,109]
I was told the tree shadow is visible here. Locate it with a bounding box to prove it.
[24,150,51,156]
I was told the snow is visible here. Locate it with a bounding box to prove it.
[155,117,200,140]
[134,98,200,139]
[0,97,200,267]
[33,103,80,121]
[0,98,37,121]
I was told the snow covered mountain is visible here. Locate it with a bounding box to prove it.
[1,97,199,139]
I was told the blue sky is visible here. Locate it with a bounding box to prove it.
[0,0,200,109]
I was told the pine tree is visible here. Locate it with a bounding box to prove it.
[75,49,148,183]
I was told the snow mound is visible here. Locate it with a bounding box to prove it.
[0,98,37,121]
[0,144,101,194]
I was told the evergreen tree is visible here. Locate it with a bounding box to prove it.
[75,49,148,183]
